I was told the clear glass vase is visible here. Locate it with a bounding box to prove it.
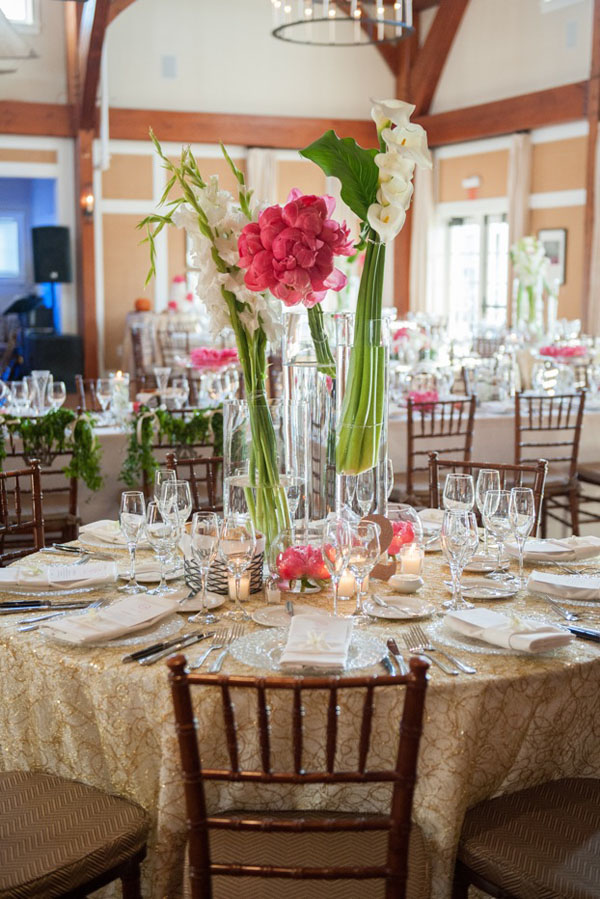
[223,396,308,549]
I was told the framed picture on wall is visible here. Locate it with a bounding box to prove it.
[538,228,567,287]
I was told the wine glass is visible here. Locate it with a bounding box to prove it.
[145,502,178,595]
[153,365,171,398]
[356,468,375,516]
[509,487,536,588]
[322,518,351,617]
[441,510,478,610]
[475,469,501,557]
[170,375,189,409]
[159,479,192,538]
[189,511,220,624]
[47,380,66,412]
[96,378,112,420]
[482,490,512,579]
[219,515,256,621]
[443,473,475,511]
[347,520,380,625]
[10,381,28,414]
[154,468,176,504]
[119,491,147,593]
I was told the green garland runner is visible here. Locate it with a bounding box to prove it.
[120,406,224,489]
[0,409,103,491]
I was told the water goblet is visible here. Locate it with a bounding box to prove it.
[509,487,536,588]
[47,380,66,412]
[322,518,351,617]
[441,510,479,610]
[189,511,220,624]
[443,473,475,511]
[145,501,178,595]
[159,479,192,539]
[153,366,171,400]
[31,370,50,415]
[356,468,375,517]
[154,468,176,505]
[170,375,189,409]
[475,469,501,556]
[482,490,513,580]
[10,381,28,413]
[96,378,112,420]
[119,491,147,593]
[347,520,380,625]
[219,515,256,621]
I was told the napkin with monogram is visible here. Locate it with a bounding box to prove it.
[42,594,176,644]
[445,608,572,654]
[0,561,118,590]
[280,613,353,670]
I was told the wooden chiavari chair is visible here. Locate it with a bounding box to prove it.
[515,391,585,536]
[139,410,220,500]
[428,452,548,535]
[396,395,476,506]
[0,459,44,565]
[157,329,190,367]
[472,335,505,358]
[165,451,223,513]
[167,655,429,899]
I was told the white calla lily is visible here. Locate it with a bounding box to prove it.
[378,177,414,210]
[382,124,432,169]
[370,98,416,133]
[367,202,406,242]
[375,151,415,183]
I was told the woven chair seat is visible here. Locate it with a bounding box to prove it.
[457,778,600,899]
[0,771,149,899]
[209,809,430,899]
[578,464,600,486]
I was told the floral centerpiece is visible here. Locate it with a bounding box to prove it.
[539,344,587,359]
[510,235,553,329]
[275,544,330,592]
[189,347,239,371]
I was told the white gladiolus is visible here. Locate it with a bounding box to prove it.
[510,236,550,288]
[367,202,406,242]
[370,98,416,133]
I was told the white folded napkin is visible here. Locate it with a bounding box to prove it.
[79,520,128,546]
[505,536,600,562]
[418,508,444,533]
[0,561,118,590]
[279,613,353,670]
[43,594,176,645]
[444,608,572,654]
[527,570,600,601]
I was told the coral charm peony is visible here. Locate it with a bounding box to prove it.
[238,189,353,308]
[189,347,239,370]
[276,544,331,589]
[388,521,415,556]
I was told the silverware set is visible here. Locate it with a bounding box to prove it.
[188,625,245,671]
[382,625,476,676]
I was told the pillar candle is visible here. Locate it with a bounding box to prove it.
[228,574,250,601]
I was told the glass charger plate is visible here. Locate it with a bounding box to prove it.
[230,628,386,673]
[422,616,572,657]
[39,613,183,648]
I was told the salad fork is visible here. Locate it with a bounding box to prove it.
[402,632,459,675]
[209,623,245,672]
[188,630,228,669]
[408,624,477,674]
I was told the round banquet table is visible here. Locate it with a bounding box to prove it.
[1,548,600,899]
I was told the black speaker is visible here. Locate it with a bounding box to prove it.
[32,226,72,284]
[23,333,83,392]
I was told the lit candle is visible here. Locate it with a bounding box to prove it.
[228,574,250,601]
[400,544,424,576]
[337,571,369,598]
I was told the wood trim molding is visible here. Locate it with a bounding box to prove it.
[0,102,75,137]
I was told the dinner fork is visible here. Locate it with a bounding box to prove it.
[209,623,245,672]
[188,630,228,669]
[17,598,109,632]
[531,592,580,622]
[408,624,477,674]
[402,632,459,676]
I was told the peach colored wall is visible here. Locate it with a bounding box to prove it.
[530,206,584,320]
[102,154,154,201]
[438,150,509,202]
[0,149,57,163]
[531,138,586,193]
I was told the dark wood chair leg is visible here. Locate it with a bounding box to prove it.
[120,858,143,899]
[569,487,580,536]
[541,496,548,538]
[451,860,471,899]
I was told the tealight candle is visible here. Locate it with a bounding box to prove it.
[228,573,250,601]
[400,544,424,576]
[337,571,369,598]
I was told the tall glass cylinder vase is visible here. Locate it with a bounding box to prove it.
[514,277,544,336]
[282,311,337,520]
[223,396,308,549]
[335,312,390,516]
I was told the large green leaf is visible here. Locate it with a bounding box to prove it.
[300,131,378,223]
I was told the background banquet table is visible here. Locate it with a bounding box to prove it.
[1,550,599,899]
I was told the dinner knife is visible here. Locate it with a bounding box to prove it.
[0,601,90,614]
[381,654,396,675]
[137,632,213,666]
[568,625,600,643]
[386,638,409,676]
[122,630,207,663]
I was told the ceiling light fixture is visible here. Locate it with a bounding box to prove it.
[270,0,413,46]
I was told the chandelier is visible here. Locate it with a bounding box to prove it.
[270,0,414,46]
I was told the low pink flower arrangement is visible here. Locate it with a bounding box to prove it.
[190,347,239,370]
[389,521,415,556]
[238,189,353,308]
[539,345,586,359]
[393,326,411,341]
[276,544,331,591]
[408,389,439,412]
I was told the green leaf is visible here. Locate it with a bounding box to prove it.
[300,130,378,222]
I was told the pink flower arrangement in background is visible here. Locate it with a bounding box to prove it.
[238,189,353,308]
[393,326,411,341]
[190,347,239,370]
[276,544,330,586]
[389,521,415,556]
[408,389,439,412]
[539,345,586,358]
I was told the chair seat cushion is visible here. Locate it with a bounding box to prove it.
[458,778,600,899]
[0,771,149,899]
[578,464,600,486]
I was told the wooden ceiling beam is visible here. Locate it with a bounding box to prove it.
[108,0,138,25]
[78,0,111,131]
[410,0,470,115]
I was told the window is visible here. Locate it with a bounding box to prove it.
[0,0,37,29]
[0,217,22,279]
[443,213,509,335]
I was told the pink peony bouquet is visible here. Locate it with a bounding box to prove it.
[238,189,353,308]
[393,326,411,341]
[389,521,415,556]
[539,345,586,359]
[408,389,439,412]
[276,544,331,591]
[189,347,239,370]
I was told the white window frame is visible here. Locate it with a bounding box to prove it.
[0,210,26,281]
[0,0,39,33]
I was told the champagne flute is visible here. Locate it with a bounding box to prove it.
[347,520,380,625]
[441,510,478,610]
[96,378,112,420]
[145,502,178,595]
[285,474,304,522]
[482,490,512,580]
[443,473,475,511]
[322,518,351,617]
[189,511,220,624]
[219,515,256,621]
[509,487,536,588]
[356,468,375,516]
[119,491,147,594]
[475,469,501,556]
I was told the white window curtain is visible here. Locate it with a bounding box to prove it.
[507,132,532,325]
[588,138,600,335]
[246,148,278,205]
[409,162,435,315]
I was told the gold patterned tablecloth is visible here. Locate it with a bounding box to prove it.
[1,549,600,899]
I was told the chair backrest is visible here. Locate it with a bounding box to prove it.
[406,396,476,501]
[473,336,504,358]
[139,410,220,499]
[157,330,190,367]
[428,452,548,533]
[130,324,155,378]
[515,391,585,482]
[167,655,429,899]
[0,459,45,565]
[165,451,223,513]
